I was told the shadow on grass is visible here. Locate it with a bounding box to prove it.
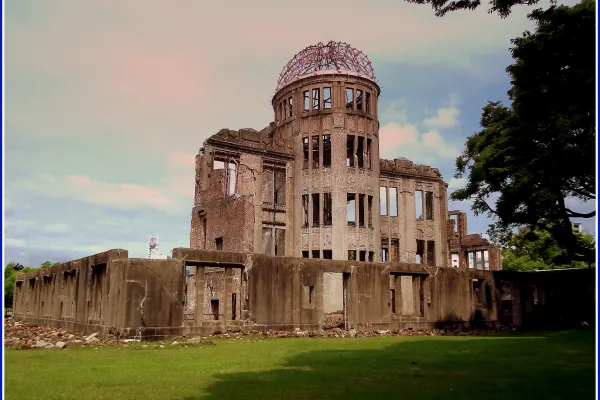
[184,330,594,400]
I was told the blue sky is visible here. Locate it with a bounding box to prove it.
[5,0,593,267]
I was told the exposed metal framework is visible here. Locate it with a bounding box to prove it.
[276,41,376,92]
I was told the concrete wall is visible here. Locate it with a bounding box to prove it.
[14,248,592,340]
[13,250,185,340]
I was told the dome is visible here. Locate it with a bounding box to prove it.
[275,41,376,92]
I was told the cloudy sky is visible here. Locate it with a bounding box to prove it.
[5,0,594,267]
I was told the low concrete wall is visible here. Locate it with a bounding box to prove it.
[13,248,593,340]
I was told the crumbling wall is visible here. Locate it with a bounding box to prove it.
[12,250,185,340]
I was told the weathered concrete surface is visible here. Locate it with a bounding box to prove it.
[12,248,593,340]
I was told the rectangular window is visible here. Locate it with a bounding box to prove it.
[416,240,425,264]
[380,186,387,216]
[415,190,423,220]
[366,139,372,170]
[468,252,475,269]
[366,92,371,114]
[347,193,356,225]
[358,194,365,227]
[312,250,320,259]
[389,187,398,217]
[381,238,389,262]
[312,88,320,110]
[348,250,357,261]
[356,89,363,111]
[323,193,332,226]
[302,137,309,169]
[483,250,490,270]
[303,91,310,112]
[312,193,320,227]
[322,135,331,167]
[346,135,355,167]
[226,162,237,195]
[346,88,354,110]
[357,136,364,168]
[367,195,373,227]
[312,135,320,169]
[323,250,332,259]
[262,227,273,255]
[425,192,434,220]
[368,252,374,262]
[359,250,366,262]
[476,252,483,270]
[323,87,332,109]
[302,251,309,258]
[279,102,283,121]
[426,240,435,265]
[302,195,309,227]
[215,237,223,251]
[288,96,293,117]
[283,99,288,119]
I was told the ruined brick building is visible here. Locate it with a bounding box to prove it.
[190,41,500,270]
[14,42,592,341]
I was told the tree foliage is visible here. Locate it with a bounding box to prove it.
[502,226,596,271]
[406,0,550,18]
[450,0,596,263]
[4,262,36,306]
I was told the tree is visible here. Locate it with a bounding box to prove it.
[451,0,596,264]
[406,0,554,18]
[502,226,596,271]
[40,261,61,269]
[4,262,35,307]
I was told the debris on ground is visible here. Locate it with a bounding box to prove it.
[4,317,514,350]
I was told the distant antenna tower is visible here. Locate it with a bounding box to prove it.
[148,234,159,258]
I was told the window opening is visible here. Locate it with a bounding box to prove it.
[380,187,388,216]
[426,240,435,265]
[415,190,423,220]
[359,250,366,262]
[312,88,320,110]
[215,237,223,251]
[389,187,398,217]
[323,250,332,259]
[302,195,309,227]
[302,251,309,258]
[348,250,357,261]
[323,87,332,109]
[356,89,363,111]
[416,240,425,264]
[347,193,356,225]
[382,238,389,262]
[425,192,434,220]
[346,135,355,167]
[358,194,365,227]
[346,88,354,110]
[357,136,365,168]
[312,193,320,227]
[312,250,320,259]
[368,252,374,262]
[288,96,293,117]
[367,195,373,227]
[312,135,320,169]
[303,91,310,112]
[283,99,288,120]
[302,137,309,169]
[391,239,400,262]
[323,193,332,226]
[226,162,237,195]
[366,92,371,114]
[366,139,372,170]
[322,135,331,167]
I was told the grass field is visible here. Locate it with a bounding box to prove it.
[4,330,595,400]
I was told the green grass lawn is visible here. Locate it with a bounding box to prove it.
[5,330,595,400]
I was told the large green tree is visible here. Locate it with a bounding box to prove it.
[502,226,596,271]
[449,0,595,264]
[407,0,554,17]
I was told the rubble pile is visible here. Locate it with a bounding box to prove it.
[4,318,514,350]
[4,318,118,350]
